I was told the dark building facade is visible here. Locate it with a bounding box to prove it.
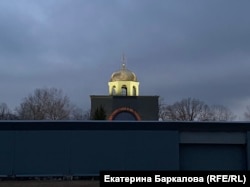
[0,121,249,178]
[90,58,159,120]
[90,95,159,120]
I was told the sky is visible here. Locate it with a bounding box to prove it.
[1,0,250,120]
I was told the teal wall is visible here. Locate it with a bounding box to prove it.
[0,121,249,177]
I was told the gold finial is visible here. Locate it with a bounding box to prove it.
[121,53,126,69]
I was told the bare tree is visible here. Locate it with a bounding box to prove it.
[82,108,91,120]
[16,87,72,120]
[244,105,250,120]
[159,97,236,122]
[0,102,18,120]
[162,97,209,121]
[158,97,167,121]
[0,103,10,119]
[198,104,213,121]
[209,105,236,121]
[71,107,91,120]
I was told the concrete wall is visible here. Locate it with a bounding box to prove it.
[0,121,249,177]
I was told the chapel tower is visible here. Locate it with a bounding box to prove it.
[90,55,159,121]
[108,55,139,96]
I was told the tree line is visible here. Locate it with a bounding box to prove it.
[1,87,250,121]
[0,87,90,120]
[158,97,239,121]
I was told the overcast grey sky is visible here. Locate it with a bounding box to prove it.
[1,0,250,120]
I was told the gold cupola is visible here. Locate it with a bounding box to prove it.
[108,56,139,96]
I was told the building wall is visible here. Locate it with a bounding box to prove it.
[90,95,159,120]
[179,131,247,170]
[0,121,249,177]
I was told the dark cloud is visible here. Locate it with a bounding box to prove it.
[1,0,250,120]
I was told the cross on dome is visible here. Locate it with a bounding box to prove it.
[121,53,126,69]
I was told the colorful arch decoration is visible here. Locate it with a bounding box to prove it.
[108,107,141,121]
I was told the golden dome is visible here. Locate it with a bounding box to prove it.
[110,64,138,82]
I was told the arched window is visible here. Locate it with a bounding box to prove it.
[121,86,127,96]
[133,86,136,96]
[112,86,116,95]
